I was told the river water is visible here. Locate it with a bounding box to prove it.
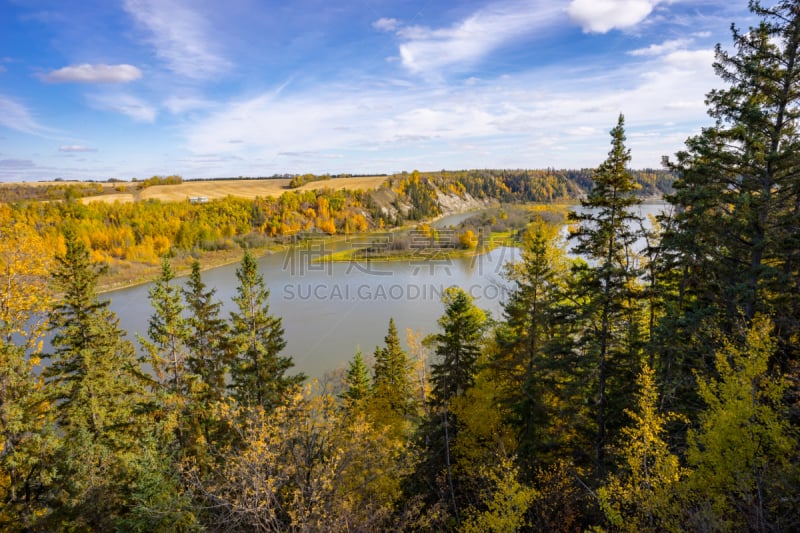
[101,203,668,378]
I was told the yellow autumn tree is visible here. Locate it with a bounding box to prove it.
[597,363,686,532]
[0,215,57,530]
[190,382,418,531]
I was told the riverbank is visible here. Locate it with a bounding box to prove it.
[94,202,564,292]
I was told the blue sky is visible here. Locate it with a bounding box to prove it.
[0,0,754,181]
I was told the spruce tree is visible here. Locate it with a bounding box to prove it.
[428,287,488,523]
[372,318,414,420]
[229,250,303,410]
[568,114,644,473]
[44,229,146,528]
[341,349,372,409]
[662,0,800,396]
[141,258,190,397]
[494,221,568,468]
[183,260,231,404]
[430,287,487,404]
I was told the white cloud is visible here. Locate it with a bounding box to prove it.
[123,0,230,79]
[629,38,692,56]
[373,17,399,32]
[89,93,157,122]
[568,0,664,33]
[393,0,563,74]
[43,63,142,83]
[163,95,214,114]
[180,43,718,172]
[59,144,97,152]
[0,94,51,136]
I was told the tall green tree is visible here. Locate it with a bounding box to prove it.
[428,287,488,523]
[430,287,487,404]
[183,260,231,405]
[44,230,147,529]
[229,250,303,410]
[662,0,800,394]
[568,114,644,473]
[141,258,190,398]
[494,221,569,469]
[341,349,372,410]
[370,318,417,445]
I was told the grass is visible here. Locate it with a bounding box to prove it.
[79,176,388,204]
[320,230,518,263]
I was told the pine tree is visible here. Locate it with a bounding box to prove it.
[372,318,415,421]
[568,114,644,473]
[341,349,371,409]
[141,258,190,397]
[229,250,303,410]
[662,0,800,397]
[494,221,569,469]
[44,229,146,528]
[430,287,487,404]
[183,260,231,404]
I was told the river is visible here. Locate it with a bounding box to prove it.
[102,203,668,378]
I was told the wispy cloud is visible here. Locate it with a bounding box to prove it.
[181,38,717,172]
[629,38,693,56]
[89,93,157,122]
[373,17,399,32]
[386,0,563,74]
[123,0,230,79]
[59,144,97,152]
[0,94,52,136]
[568,0,664,33]
[42,63,142,83]
[163,95,214,114]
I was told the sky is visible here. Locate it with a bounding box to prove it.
[0,0,756,182]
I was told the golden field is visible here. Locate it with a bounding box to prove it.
[79,176,388,204]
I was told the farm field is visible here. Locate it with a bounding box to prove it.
[79,176,388,203]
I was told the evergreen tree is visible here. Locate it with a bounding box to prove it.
[428,287,488,523]
[430,287,487,404]
[183,260,231,404]
[370,318,417,451]
[494,221,569,469]
[568,114,644,473]
[372,318,415,421]
[229,250,303,410]
[341,349,371,409]
[141,258,190,397]
[44,229,146,528]
[661,0,800,404]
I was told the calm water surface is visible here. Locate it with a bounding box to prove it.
[103,203,668,378]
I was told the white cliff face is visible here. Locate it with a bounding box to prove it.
[434,189,493,215]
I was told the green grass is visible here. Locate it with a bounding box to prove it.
[319,230,518,263]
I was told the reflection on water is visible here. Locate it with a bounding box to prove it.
[104,241,519,379]
[103,203,668,379]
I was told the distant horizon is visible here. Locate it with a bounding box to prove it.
[2,166,674,185]
[1,1,753,182]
